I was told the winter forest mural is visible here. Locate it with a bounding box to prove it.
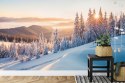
[0,0,125,70]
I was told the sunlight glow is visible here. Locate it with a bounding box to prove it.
[94,14,99,19]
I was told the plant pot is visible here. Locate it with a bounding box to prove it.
[114,63,125,81]
[95,46,112,57]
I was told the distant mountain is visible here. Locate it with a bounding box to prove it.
[0,25,73,42]
[0,25,53,39]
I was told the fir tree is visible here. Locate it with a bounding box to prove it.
[86,9,98,43]
[72,13,82,47]
[72,13,77,47]
[10,40,18,60]
[104,12,108,30]
[120,13,125,33]
[43,46,48,55]
[79,13,85,42]
[38,33,45,54]
[99,7,103,23]
[108,12,115,37]
[53,29,60,53]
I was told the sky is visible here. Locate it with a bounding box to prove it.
[0,0,125,19]
[0,0,125,29]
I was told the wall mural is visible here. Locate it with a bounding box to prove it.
[0,0,125,71]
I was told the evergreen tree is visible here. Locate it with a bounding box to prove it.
[74,12,79,29]
[103,12,108,30]
[38,33,45,54]
[79,13,85,44]
[88,9,92,23]
[60,37,65,51]
[120,13,125,32]
[60,37,70,50]
[25,44,32,60]
[0,42,9,58]
[53,29,60,53]
[72,13,80,47]
[108,12,115,37]
[86,9,98,43]
[10,40,18,60]
[97,7,106,34]
[99,7,103,23]
[29,41,38,59]
[43,46,48,55]
[116,17,121,35]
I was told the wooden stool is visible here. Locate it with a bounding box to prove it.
[88,54,114,82]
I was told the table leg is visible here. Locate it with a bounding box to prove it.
[111,58,114,82]
[107,60,110,77]
[88,58,90,77]
[90,59,92,82]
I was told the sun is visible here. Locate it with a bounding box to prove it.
[94,14,99,19]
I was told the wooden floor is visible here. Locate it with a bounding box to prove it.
[75,76,125,83]
[0,76,76,83]
[0,76,124,83]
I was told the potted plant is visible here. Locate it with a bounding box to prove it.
[95,33,112,57]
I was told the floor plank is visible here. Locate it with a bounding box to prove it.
[0,76,75,83]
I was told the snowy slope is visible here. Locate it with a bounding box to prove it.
[0,35,125,70]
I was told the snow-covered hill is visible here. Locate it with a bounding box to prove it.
[0,35,125,70]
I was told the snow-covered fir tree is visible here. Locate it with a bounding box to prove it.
[43,46,48,55]
[98,7,105,34]
[52,29,60,53]
[72,13,85,47]
[9,40,18,60]
[60,37,67,51]
[86,8,97,43]
[108,12,115,37]
[37,33,45,54]
[79,13,85,40]
[72,13,79,47]
[103,12,108,33]
[24,44,31,60]
[119,13,125,33]
[0,42,9,58]
[31,41,38,58]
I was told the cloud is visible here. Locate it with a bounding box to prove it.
[0,17,72,22]
[53,21,74,27]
